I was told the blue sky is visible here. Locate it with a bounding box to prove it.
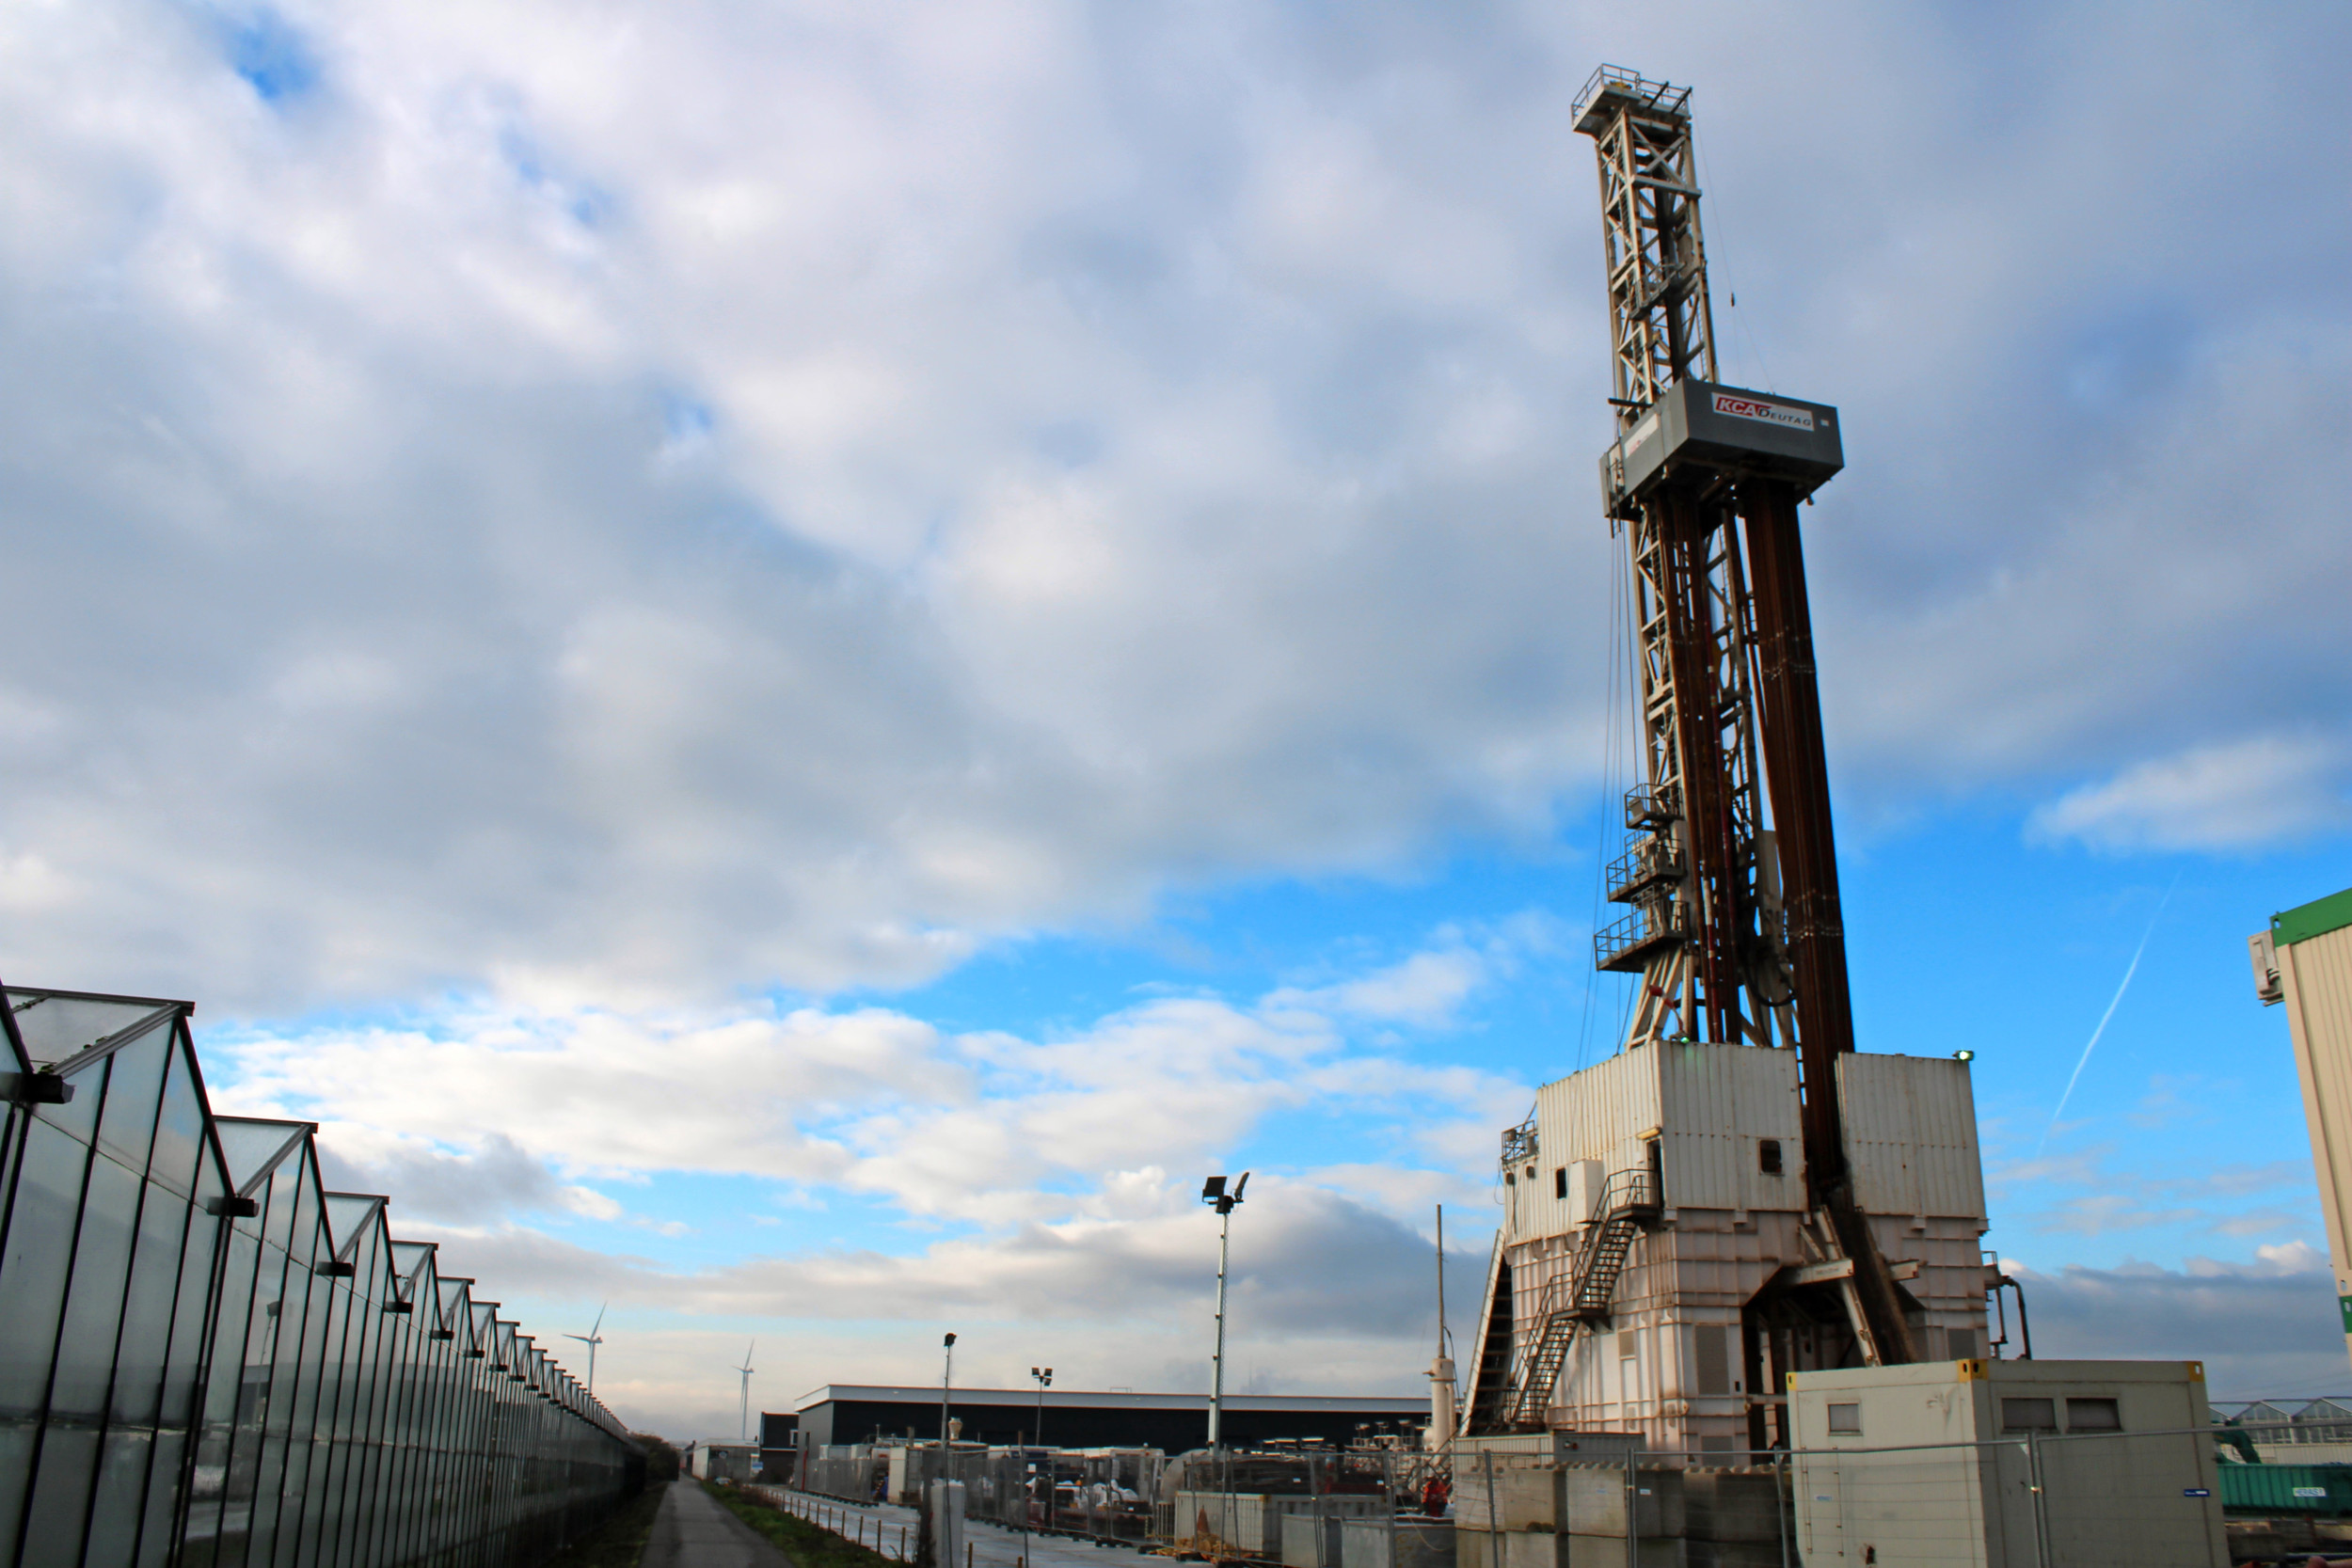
[3,0,2348,1433]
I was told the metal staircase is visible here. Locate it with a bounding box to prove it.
[1503,1167,1660,1427]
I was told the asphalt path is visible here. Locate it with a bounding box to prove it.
[747,1487,1152,1568]
[642,1480,799,1568]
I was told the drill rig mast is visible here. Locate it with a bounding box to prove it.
[1461,70,1938,1440]
[1579,63,1915,1368]
[1580,63,1916,1368]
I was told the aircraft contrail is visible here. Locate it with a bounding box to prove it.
[2038,876,2180,1157]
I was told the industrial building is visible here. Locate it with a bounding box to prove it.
[2252,883,2352,1374]
[1458,65,1992,1456]
[793,1385,1431,1450]
[0,984,640,1568]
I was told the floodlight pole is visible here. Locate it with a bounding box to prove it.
[940,1333,956,1454]
[1200,1173,1248,1450]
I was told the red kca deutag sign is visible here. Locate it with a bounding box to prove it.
[1710,391,1814,432]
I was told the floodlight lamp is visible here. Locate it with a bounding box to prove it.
[1953,1050,1976,1062]
[1201,1176,1227,1201]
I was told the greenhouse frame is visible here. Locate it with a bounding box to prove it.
[0,985,641,1568]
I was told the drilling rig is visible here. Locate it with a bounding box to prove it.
[1459,68,1991,1452]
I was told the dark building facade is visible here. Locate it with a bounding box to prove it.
[795,1386,1431,1451]
[756,1412,800,1478]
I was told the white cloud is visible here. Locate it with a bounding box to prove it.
[2028,734,2350,851]
[211,935,1530,1226]
[0,5,2342,1011]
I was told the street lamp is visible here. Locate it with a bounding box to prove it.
[1200,1173,1248,1450]
[1030,1366,1053,1448]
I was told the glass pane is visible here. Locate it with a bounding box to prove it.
[183,1213,263,1568]
[148,1034,208,1201]
[18,1423,100,1568]
[135,1428,187,1568]
[9,996,175,1065]
[34,1053,104,1144]
[242,1168,301,1568]
[114,1173,195,1426]
[2001,1396,2058,1432]
[49,1149,141,1419]
[2066,1396,2122,1432]
[215,1120,304,1199]
[0,1121,91,1419]
[0,1424,35,1567]
[160,1163,226,1435]
[262,1161,326,1568]
[81,1425,157,1568]
[93,1020,171,1169]
[293,1270,353,1568]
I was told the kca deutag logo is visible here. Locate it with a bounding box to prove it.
[1711,391,1815,432]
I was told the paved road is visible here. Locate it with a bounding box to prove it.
[753,1488,1152,1568]
[643,1480,799,1568]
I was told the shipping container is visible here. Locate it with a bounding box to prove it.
[2217,1462,2352,1516]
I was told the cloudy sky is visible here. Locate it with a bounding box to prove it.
[6,0,2350,1437]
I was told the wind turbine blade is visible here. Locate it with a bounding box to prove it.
[591,1303,606,1337]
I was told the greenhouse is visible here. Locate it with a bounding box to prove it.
[0,985,640,1568]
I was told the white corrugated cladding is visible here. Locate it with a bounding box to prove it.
[1655,1042,1804,1212]
[1527,1050,1653,1236]
[1528,1044,1804,1226]
[2279,918,2352,1303]
[1836,1053,1987,1224]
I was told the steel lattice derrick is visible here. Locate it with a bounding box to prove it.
[1576,67,1793,1053]
[1584,71,1715,412]
[1623,487,1770,1047]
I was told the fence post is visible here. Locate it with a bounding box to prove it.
[2025,1433,2051,1568]
[1481,1449,1499,1568]
[1310,1453,1325,1568]
[1384,1449,1396,1568]
[1626,1445,1637,1568]
[1774,1449,1788,1568]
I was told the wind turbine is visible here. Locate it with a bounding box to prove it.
[733,1340,756,1443]
[564,1305,607,1394]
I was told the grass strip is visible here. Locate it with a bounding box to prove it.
[702,1482,907,1568]
[537,1482,667,1568]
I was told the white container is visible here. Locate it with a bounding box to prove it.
[1341,1517,1455,1568]
[1789,1358,2226,1567]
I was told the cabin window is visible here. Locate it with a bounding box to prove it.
[1554,1167,1567,1199]
[1827,1403,1861,1435]
[1758,1139,1783,1175]
[2067,1397,2122,1432]
[2001,1398,2058,1433]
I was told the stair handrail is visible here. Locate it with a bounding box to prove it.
[1502,1165,1664,1425]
